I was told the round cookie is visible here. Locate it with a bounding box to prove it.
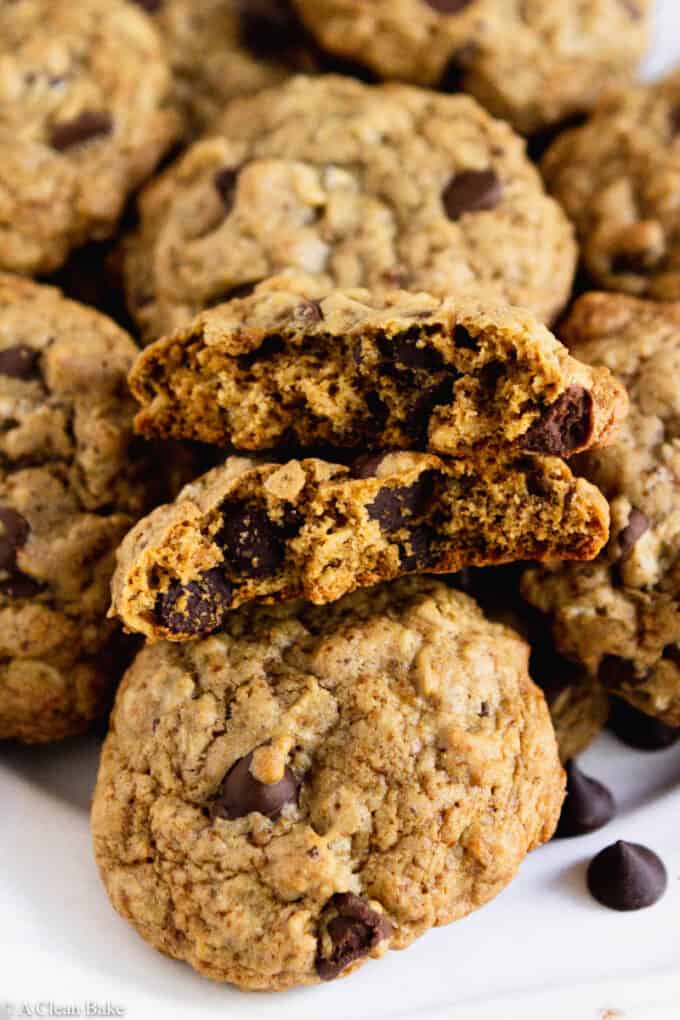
[92,576,564,990]
[121,74,577,342]
[0,0,181,277]
[0,274,164,743]
[522,293,680,725]
[291,0,651,134]
[543,71,680,300]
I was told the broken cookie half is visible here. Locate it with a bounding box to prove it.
[111,450,610,642]
[129,277,627,460]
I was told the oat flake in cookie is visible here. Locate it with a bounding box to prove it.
[0,0,181,277]
[522,293,680,726]
[92,576,564,990]
[291,0,651,134]
[110,451,610,643]
[120,75,576,341]
[0,275,166,743]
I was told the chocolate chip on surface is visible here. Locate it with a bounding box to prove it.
[442,170,503,220]
[367,473,434,532]
[218,502,285,578]
[0,344,40,380]
[49,111,113,151]
[295,300,324,324]
[154,568,233,635]
[608,697,680,751]
[587,840,667,911]
[316,892,393,981]
[0,507,29,571]
[524,386,594,456]
[213,749,298,821]
[555,760,615,838]
[618,509,650,559]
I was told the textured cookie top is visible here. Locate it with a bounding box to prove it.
[0,0,181,276]
[93,576,564,990]
[130,274,626,458]
[292,0,650,133]
[522,293,680,724]
[543,70,680,300]
[122,74,576,341]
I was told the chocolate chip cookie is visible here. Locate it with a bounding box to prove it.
[522,293,680,725]
[121,75,577,341]
[93,576,564,990]
[130,274,626,460]
[291,0,651,134]
[111,450,610,642]
[0,274,167,743]
[543,71,680,300]
[0,0,181,277]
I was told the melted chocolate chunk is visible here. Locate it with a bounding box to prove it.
[442,170,503,221]
[524,386,594,457]
[0,344,40,380]
[587,840,667,911]
[353,452,389,479]
[404,376,457,445]
[0,507,29,572]
[364,391,389,434]
[367,473,434,532]
[618,509,650,560]
[213,749,298,820]
[453,324,479,350]
[49,111,113,151]
[599,655,648,690]
[608,697,680,751]
[236,335,285,370]
[316,893,393,981]
[399,524,437,571]
[555,760,616,838]
[381,330,445,372]
[0,573,45,599]
[218,502,285,578]
[154,568,233,636]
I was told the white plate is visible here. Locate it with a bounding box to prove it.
[2,5,680,1018]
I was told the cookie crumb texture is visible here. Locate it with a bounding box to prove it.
[522,294,680,725]
[0,0,181,277]
[291,0,651,133]
[92,577,564,990]
[0,275,161,743]
[131,277,626,459]
[121,75,576,341]
[543,70,680,300]
[111,451,610,642]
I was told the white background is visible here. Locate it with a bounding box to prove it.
[2,4,680,1019]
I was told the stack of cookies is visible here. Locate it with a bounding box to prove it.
[1,0,676,997]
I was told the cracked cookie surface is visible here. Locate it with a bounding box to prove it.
[0,0,181,278]
[291,0,650,134]
[522,293,680,725]
[130,275,626,459]
[111,450,610,642]
[121,75,576,342]
[93,575,564,990]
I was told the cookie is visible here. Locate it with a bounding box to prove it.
[141,0,314,136]
[542,71,680,300]
[111,450,610,642]
[291,0,651,134]
[522,293,680,725]
[121,75,577,342]
[92,575,564,990]
[0,274,168,743]
[130,275,626,459]
[0,0,181,278]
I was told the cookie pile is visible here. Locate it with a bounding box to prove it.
[1,0,675,997]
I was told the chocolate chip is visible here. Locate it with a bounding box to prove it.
[0,508,29,571]
[238,0,303,58]
[453,324,479,350]
[599,655,648,690]
[608,697,680,751]
[316,893,393,981]
[49,111,113,151]
[0,345,40,380]
[364,391,389,434]
[555,760,616,838]
[442,170,503,221]
[295,300,323,324]
[618,509,649,559]
[213,168,239,212]
[367,472,434,532]
[404,376,456,444]
[130,0,163,9]
[0,572,45,599]
[218,502,285,578]
[213,749,298,821]
[587,840,667,911]
[237,335,285,370]
[524,386,594,457]
[663,643,680,668]
[611,250,657,276]
[353,453,388,479]
[425,0,474,11]
[382,331,445,372]
[530,649,579,707]
[399,524,437,570]
[154,568,233,636]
